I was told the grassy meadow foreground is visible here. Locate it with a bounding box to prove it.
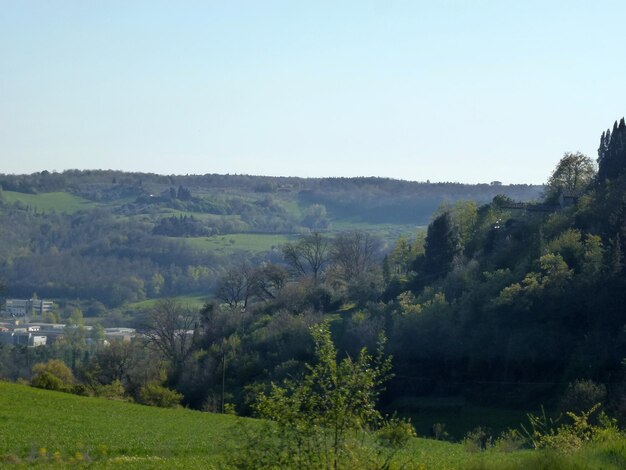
[1,381,625,469]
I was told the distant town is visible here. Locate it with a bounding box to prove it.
[0,297,135,347]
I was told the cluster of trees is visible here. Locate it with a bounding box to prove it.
[297,180,542,225]
[598,117,626,181]
[152,215,212,237]
[545,151,596,201]
[212,230,384,315]
[128,138,626,424]
[379,150,626,411]
[0,207,224,306]
[0,304,183,406]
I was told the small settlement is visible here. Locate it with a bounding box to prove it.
[0,298,135,347]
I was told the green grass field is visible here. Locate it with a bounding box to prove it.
[172,224,421,257]
[173,233,295,255]
[2,191,97,213]
[0,381,237,468]
[330,221,423,245]
[124,294,212,311]
[2,381,624,469]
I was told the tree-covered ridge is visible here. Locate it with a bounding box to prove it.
[381,148,626,413]
[0,170,542,225]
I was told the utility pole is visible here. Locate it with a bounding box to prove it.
[221,352,226,413]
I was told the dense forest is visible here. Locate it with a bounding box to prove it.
[2,120,626,445]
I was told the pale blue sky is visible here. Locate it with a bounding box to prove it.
[1,1,625,183]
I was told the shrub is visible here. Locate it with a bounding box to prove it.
[70,384,90,396]
[463,426,492,452]
[559,379,606,415]
[493,428,524,453]
[520,404,617,452]
[31,359,74,392]
[223,403,236,415]
[93,380,129,401]
[31,372,67,392]
[138,383,182,408]
[232,321,404,469]
[431,422,450,441]
[377,416,416,448]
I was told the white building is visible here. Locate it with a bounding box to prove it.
[0,331,47,347]
[5,299,54,317]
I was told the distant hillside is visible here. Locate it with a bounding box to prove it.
[0,170,541,308]
[0,170,542,225]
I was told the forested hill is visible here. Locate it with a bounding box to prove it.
[0,171,540,307]
[0,171,541,225]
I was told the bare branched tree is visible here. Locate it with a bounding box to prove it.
[142,299,197,380]
[250,263,289,301]
[282,232,330,283]
[215,264,254,309]
[332,230,381,282]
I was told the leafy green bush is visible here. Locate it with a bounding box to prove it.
[139,383,182,408]
[520,404,619,453]
[31,359,74,392]
[93,380,129,401]
[232,321,412,469]
[559,380,606,415]
[431,422,450,441]
[70,384,90,396]
[493,429,524,453]
[31,372,67,392]
[463,426,492,452]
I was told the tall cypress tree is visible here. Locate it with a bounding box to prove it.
[423,212,460,277]
[598,118,626,181]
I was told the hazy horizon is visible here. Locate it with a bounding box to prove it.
[1,167,546,186]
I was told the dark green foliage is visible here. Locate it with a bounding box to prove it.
[545,152,596,201]
[0,206,222,306]
[381,122,626,414]
[559,380,607,415]
[422,212,460,277]
[297,178,542,225]
[233,321,416,469]
[152,215,212,236]
[139,382,183,408]
[598,118,626,181]
[31,359,74,392]
[176,185,192,201]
